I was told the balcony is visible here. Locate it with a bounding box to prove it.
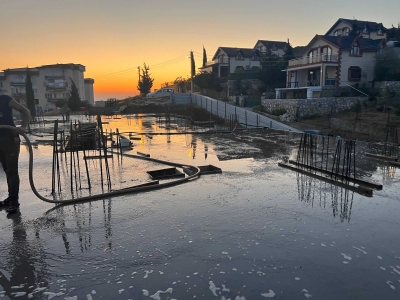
[287,81,321,88]
[10,80,26,86]
[288,54,338,67]
[46,82,67,91]
[204,57,229,67]
[11,92,26,97]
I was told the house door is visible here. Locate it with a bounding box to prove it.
[308,69,320,86]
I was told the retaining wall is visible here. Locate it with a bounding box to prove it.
[261,97,365,118]
[380,81,400,95]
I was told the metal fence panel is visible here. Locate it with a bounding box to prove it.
[190,93,302,132]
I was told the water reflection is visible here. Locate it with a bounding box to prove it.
[0,213,49,299]
[296,173,354,222]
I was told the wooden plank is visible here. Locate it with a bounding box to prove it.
[288,160,382,190]
[84,155,113,160]
[137,151,150,157]
[366,153,398,162]
[278,163,373,197]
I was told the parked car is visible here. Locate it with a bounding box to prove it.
[146,88,174,98]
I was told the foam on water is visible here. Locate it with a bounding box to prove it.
[390,266,400,275]
[352,247,367,254]
[149,288,173,300]
[302,289,313,298]
[43,291,65,299]
[209,281,220,296]
[341,253,352,260]
[387,281,396,290]
[261,290,275,298]
[222,285,230,292]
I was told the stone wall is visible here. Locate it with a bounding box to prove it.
[261,97,366,118]
[380,81,400,95]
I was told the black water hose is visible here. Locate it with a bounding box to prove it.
[0,125,200,205]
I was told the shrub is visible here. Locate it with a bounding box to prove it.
[271,108,286,116]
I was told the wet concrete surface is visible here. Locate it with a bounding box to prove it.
[0,115,399,299]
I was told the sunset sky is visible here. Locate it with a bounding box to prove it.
[1,0,399,101]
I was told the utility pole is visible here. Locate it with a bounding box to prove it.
[190,51,194,93]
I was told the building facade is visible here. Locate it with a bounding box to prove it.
[276,18,386,99]
[200,40,288,78]
[0,63,94,111]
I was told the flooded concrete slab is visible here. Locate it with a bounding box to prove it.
[0,115,399,299]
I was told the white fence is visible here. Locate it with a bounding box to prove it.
[190,93,302,132]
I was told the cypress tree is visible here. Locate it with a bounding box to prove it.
[25,68,36,117]
[67,78,82,111]
[202,46,207,68]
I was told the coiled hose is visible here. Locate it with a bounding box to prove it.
[0,125,200,205]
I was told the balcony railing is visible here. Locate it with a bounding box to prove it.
[286,81,321,88]
[288,54,338,67]
[46,83,67,90]
[11,91,26,96]
[204,57,229,67]
[10,80,26,85]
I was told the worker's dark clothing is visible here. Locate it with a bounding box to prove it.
[0,95,20,203]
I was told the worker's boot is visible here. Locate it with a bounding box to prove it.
[0,197,11,208]
[5,197,19,214]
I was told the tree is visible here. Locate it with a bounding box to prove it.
[375,48,400,81]
[137,63,154,95]
[283,39,294,61]
[174,76,190,93]
[202,46,207,68]
[55,99,68,108]
[67,78,82,111]
[387,23,400,41]
[25,69,36,117]
[258,53,287,89]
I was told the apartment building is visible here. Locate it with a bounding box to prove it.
[0,63,95,111]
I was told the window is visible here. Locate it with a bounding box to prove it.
[34,88,37,94]
[348,67,361,81]
[377,29,383,35]
[351,44,360,55]
[236,52,243,60]
[343,28,350,36]
[252,54,258,61]
[362,26,368,34]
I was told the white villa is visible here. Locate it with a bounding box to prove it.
[276,18,387,99]
[200,40,289,78]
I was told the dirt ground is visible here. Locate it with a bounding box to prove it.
[287,107,400,142]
